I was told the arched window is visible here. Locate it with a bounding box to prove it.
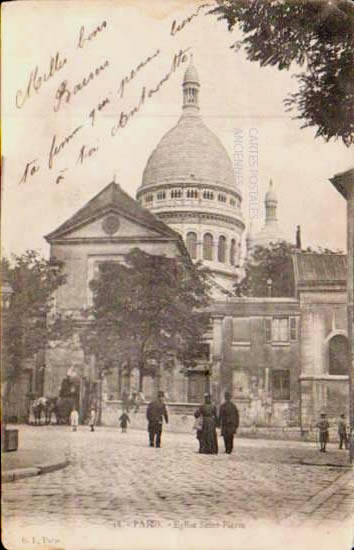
[230,239,236,266]
[186,232,197,259]
[203,190,214,200]
[203,233,213,261]
[329,335,348,375]
[218,236,226,263]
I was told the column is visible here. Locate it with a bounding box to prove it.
[211,315,224,406]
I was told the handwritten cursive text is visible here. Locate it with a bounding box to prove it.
[48,125,83,169]
[111,48,189,137]
[16,52,67,109]
[77,143,99,164]
[170,4,211,36]
[53,59,109,112]
[18,160,40,184]
[117,49,160,99]
[78,20,107,48]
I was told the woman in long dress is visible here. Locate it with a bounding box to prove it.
[194,394,218,454]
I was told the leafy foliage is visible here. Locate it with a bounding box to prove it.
[2,250,73,387]
[235,241,342,297]
[81,248,212,389]
[235,241,297,297]
[211,0,354,145]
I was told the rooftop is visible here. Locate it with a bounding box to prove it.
[292,253,347,286]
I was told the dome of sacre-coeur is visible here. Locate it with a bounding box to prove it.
[141,62,236,191]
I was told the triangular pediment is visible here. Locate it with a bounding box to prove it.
[55,208,167,240]
[45,182,180,242]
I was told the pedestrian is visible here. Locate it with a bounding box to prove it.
[219,391,239,454]
[338,413,349,450]
[146,390,168,448]
[88,408,96,432]
[192,413,204,452]
[119,411,130,433]
[194,393,218,455]
[70,407,79,432]
[316,412,329,452]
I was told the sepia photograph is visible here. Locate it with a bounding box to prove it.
[1,1,354,549]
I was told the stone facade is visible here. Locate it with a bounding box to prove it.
[293,253,349,430]
[42,182,191,421]
[209,298,301,428]
[331,168,354,451]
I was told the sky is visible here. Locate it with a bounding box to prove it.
[2,0,352,259]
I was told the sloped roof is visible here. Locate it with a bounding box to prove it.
[45,181,182,242]
[292,253,347,286]
[330,168,354,200]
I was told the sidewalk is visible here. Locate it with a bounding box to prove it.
[2,424,70,483]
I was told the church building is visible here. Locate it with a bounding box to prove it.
[19,59,349,438]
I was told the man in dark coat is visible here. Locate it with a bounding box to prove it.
[219,391,239,454]
[316,412,330,452]
[146,390,168,448]
[338,413,349,450]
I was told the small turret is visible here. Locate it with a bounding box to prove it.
[253,179,285,247]
[265,179,278,222]
[182,55,200,113]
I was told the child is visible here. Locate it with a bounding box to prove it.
[88,408,96,432]
[70,408,79,432]
[316,412,329,452]
[119,412,130,433]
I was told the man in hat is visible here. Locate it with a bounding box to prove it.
[316,412,330,452]
[338,413,349,450]
[219,391,239,454]
[146,390,168,448]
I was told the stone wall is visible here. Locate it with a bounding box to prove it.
[214,300,301,428]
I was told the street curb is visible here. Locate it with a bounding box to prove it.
[283,468,354,526]
[2,459,70,483]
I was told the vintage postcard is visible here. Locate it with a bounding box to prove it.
[1,1,353,549]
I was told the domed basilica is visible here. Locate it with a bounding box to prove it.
[137,60,245,294]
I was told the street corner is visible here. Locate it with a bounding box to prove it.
[2,459,70,483]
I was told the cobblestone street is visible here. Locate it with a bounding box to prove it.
[2,426,353,550]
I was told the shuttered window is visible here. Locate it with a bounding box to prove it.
[264,318,272,342]
[290,317,297,341]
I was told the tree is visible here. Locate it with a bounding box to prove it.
[235,241,343,297]
[211,0,354,145]
[81,248,212,394]
[1,251,73,421]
